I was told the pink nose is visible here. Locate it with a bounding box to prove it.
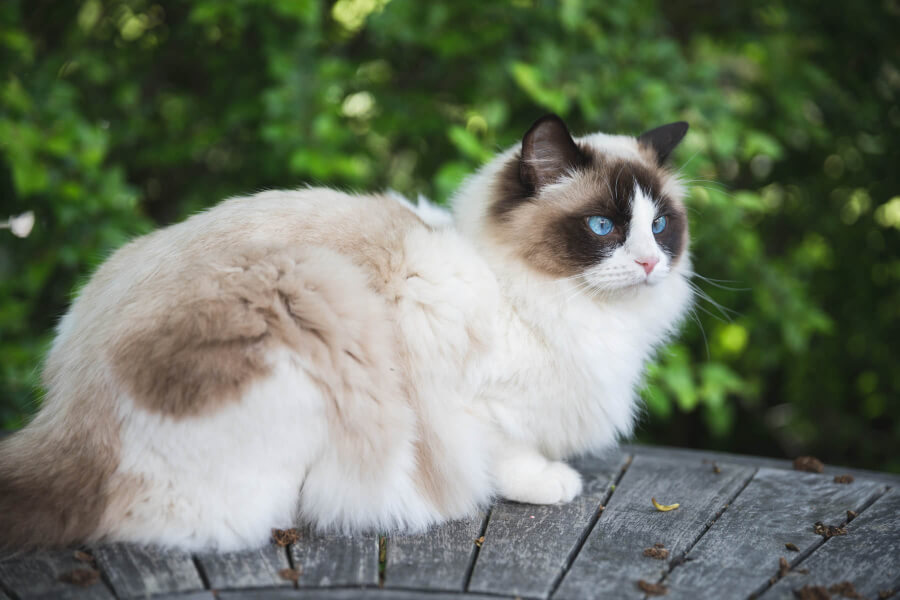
[635,256,659,275]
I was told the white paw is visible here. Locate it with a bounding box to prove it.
[501,461,583,505]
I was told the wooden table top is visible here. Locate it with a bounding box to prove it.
[1,445,897,600]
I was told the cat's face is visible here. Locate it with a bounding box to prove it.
[488,115,689,293]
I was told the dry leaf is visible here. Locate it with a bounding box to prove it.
[643,544,669,560]
[651,497,680,512]
[833,474,854,484]
[785,542,799,552]
[58,568,100,587]
[793,456,824,473]
[813,521,847,538]
[474,535,485,548]
[272,528,300,546]
[637,579,668,595]
[278,568,300,583]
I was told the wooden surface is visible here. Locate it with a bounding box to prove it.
[1,445,897,600]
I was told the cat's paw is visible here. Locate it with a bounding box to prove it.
[501,460,583,505]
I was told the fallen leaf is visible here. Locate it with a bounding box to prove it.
[637,579,668,595]
[278,568,300,583]
[793,456,824,473]
[58,569,100,587]
[652,497,680,512]
[272,528,300,546]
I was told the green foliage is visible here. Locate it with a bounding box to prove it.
[1,0,898,470]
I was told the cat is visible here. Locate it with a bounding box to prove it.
[0,114,692,551]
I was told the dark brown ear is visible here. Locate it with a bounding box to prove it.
[638,122,689,165]
[520,114,585,191]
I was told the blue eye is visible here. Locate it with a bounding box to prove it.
[652,216,667,234]
[587,216,614,236]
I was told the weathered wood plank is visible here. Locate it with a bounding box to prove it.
[289,529,379,588]
[0,549,114,600]
[760,487,900,599]
[384,511,487,591]
[92,543,204,599]
[625,443,900,486]
[659,468,886,599]
[219,588,509,599]
[466,449,629,599]
[195,544,292,590]
[149,593,218,600]
[553,454,756,600]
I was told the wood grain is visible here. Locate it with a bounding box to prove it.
[466,449,629,599]
[384,512,487,591]
[759,487,900,599]
[289,528,379,588]
[553,454,756,600]
[660,468,886,599]
[195,544,292,589]
[219,589,510,599]
[92,543,204,599]
[0,549,114,600]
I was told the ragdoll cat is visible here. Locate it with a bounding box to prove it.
[0,114,692,551]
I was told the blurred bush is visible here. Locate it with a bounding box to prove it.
[1,0,897,470]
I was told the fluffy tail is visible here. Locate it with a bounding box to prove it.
[0,425,115,551]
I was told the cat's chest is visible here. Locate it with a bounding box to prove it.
[481,300,652,456]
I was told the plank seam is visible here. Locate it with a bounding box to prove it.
[0,575,20,600]
[647,465,760,598]
[284,542,298,590]
[546,452,635,599]
[378,535,386,588]
[88,544,123,600]
[191,554,211,591]
[462,507,493,592]
[744,483,892,600]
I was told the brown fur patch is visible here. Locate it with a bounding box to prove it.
[0,383,120,550]
[104,193,423,418]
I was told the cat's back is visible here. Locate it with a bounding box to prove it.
[49,188,431,418]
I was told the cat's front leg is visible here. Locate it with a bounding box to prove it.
[494,441,583,505]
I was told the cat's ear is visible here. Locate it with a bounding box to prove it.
[520,114,584,191]
[637,122,689,166]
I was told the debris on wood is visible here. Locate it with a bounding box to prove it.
[793,456,825,473]
[668,554,694,568]
[702,458,722,473]
[58,568,100,587]
[785,542,800,552]
[793,585,832,600]
[828,581,864,599]
[813,521,847,538]
[474,535,485,548]
[846,510,858,522]
[779,556,791,577]
[643,543,669,560]
[652,497,680,512]
[73,550,95,564]
[878,590,895,599]
[833,474,854,484]
[637,579,668,595]
[278,568,301,583]
[271,528,300,546]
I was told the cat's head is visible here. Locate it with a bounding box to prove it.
[457,114,689,293]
